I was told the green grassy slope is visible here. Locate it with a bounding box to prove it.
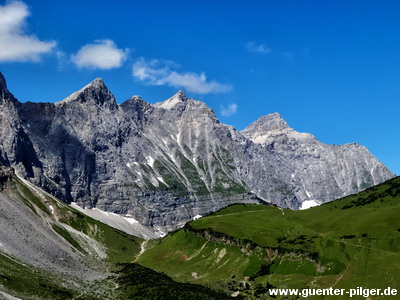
[138,177,400,299]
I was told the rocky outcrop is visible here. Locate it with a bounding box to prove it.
[0,72,395,233]
[0,165,15,191]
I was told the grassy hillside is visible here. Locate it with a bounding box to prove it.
[138,177,400,299]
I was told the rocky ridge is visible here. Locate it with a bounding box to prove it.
[0,72,394,234]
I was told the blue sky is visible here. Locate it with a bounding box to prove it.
[0,0,398,174]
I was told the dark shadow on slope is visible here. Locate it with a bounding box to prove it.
[116,263,234,300]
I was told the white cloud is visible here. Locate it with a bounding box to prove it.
[132,57,232,94]
[220,103,237,117]
[71,40,128,70]
[246,42,271,54]
[0,1,56,62]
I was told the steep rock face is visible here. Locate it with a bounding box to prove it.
[18,79,127,204]
[0,73,395,233]
[0,74,42,179]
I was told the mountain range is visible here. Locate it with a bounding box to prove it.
[0,72,394,235]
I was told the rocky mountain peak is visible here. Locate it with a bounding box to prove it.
[121,95,153,118]
[241,113,290,142]
[153,90,188,109]
[56,77,117,109]
[254,113,290,131]
[241,113,317,145]
[0,72,7,91]
[88,77,105,88]
[129,95,144,102]
[121,95,144,107]
[0,72,17,104]
[174,90,188,100]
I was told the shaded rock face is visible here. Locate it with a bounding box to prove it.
[0,74,43,178]
[0,165,16,191]
[0,73,395,233]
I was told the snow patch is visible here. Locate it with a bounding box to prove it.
[153,226,167,238]
[157,176,167,185]
[193,214,202,220]
[124,216,139,224]
[176,131,182,146]
[48,205,54,214]
[299,200,322,210]
[70,203,158,240]
[146,156,155,168]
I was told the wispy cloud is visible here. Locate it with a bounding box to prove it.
[71,40,128,70]
[246,41,271,54]
[0,1,56,62]
[132,57,232,94]
[220,103,238,116]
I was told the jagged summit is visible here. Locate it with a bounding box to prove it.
[121,95,153,120]
[241,113,290,143]
[0,72,7,90]
[0,72,9,101]
[0,72,17,104]
[174,90,187,100]
[56,77,117,109]
[88,77,105,87]
[153,90,188,109]
[128,95,144,101]
[251,113,290,131]
[241,113,316,145]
